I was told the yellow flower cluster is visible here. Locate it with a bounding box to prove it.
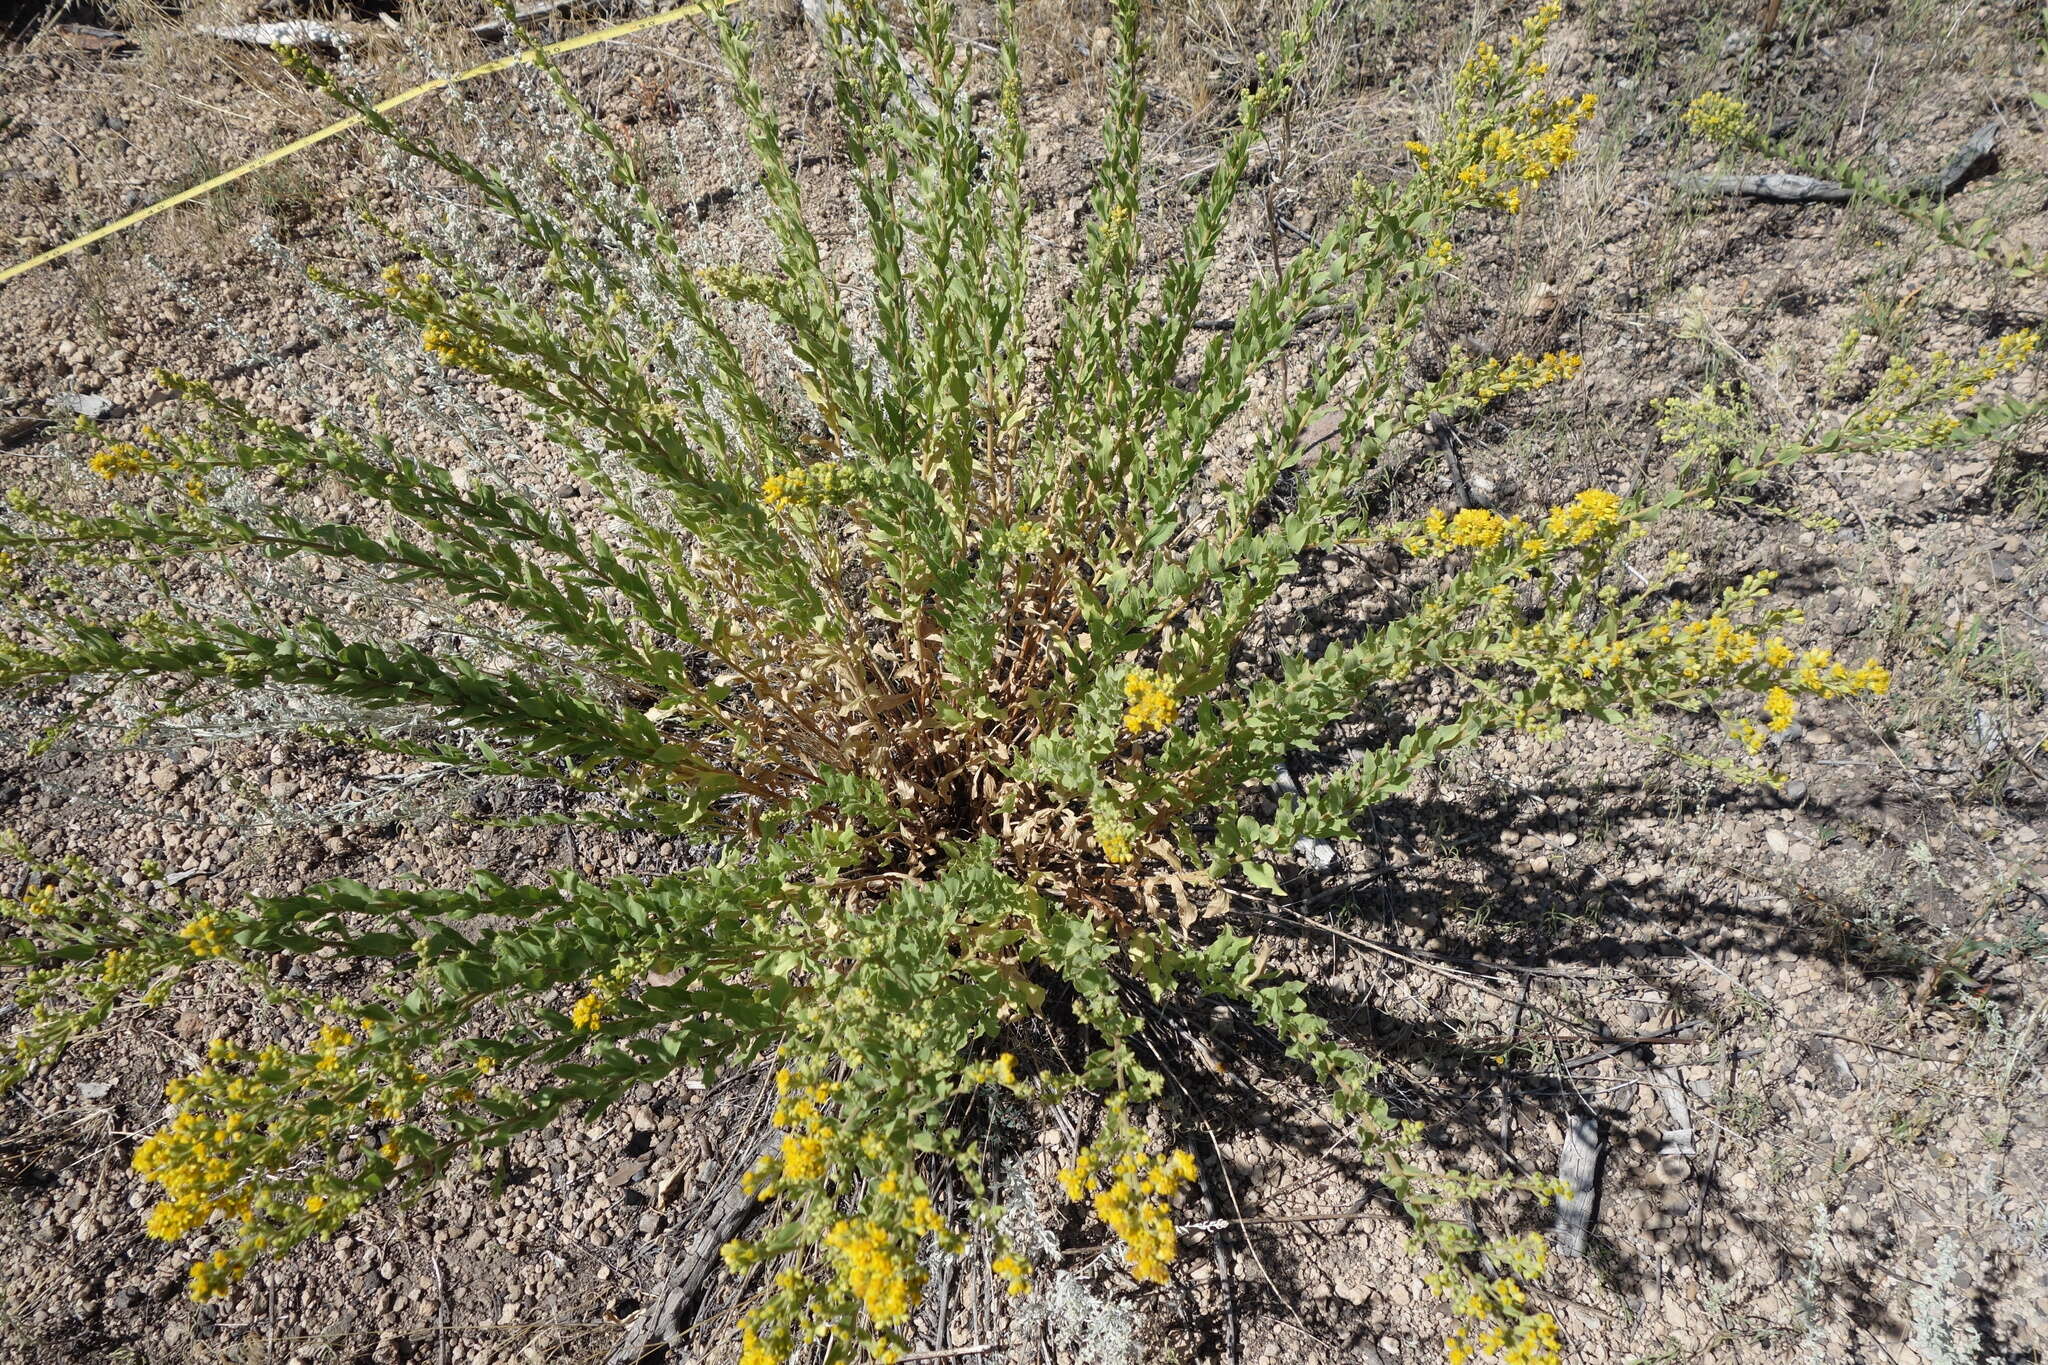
[1543,488,1623,545]
[1473,351,1583,402]
[124,1014,465,1303]
[312,1023,352,1073]
[1408,14,1595,218]
[81,428,206,498]
[178,913,232,958]
[1121,669,1179,734]
[1514,587,1890,753]
[1448,1311,1563,1365]
[730,1059,975,1365]
[745,1067,843,1199]
[1763,685,1797,731]
[569,988,604,1032]
[1057,1145,1198,1284]
[779,1132,826,1182]
[824,1218,921,1326]
[992,1252,1032,1296]
[759,459,859,513]
[88,442,151,480]
[1840,329,2041,450]
[738,1324,786,1365]
[420,324,493,370]
[8,884,58,920]
[1403,489,1626,560]
[189,1249,240,1302]
[1727,648,1888,753]
[1432,1232,1560,1365]
[1682,91,1759,144]
[1451,508,1513,549]
[133,1106,253,1243]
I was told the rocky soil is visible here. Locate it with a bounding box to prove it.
[4,1,2048,1364]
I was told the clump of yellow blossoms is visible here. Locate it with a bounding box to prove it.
[177,913,232,958]
[1090,794,1142,864]
[88,442,151,480]
[1681,90,1759,144]
[1396,488,1892,762]
[1838,329,2041,451]
[759,459,860,513]
[1121,669,1179,734]
[1544,488,1623,545]
[1462,350,1584,404]
[1448,1310,1563,1365]
[1431,1233,1563,1365]
[124,1015,477,1301]
[1404,4,1595,216]
[1058,1145,1199,1284]
[992,1252,1033,1296]
[133,1105,251,1243]
[1764,685,1797,731]
[728,1061,995,1365]
[420,324,494,371]
[1403,488,1625,560]
[568,987,604,1032]
[824,1218,921,1327]
[1727,647,1888,753]
[746,1066,844,1199]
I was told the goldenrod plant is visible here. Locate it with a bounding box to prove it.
[2,4,2037,1363]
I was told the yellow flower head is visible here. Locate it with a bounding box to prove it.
[1121,669,1180,735]
[1446,507,1511,549]
[421,325,491,370]
[993,1253,1032,1295]
[1683,90,1759,144]
[779,1132,827,1183]
[89,442,151,480]
[1543,488,1624,545]
[1763,686,1797,732]
[178,914,231,958]
[760,459,858,513]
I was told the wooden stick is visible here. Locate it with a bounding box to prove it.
[1674,120,1999,205]
[472,1,604,42]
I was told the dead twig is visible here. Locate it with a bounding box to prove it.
[1673,120,1998,204]
[604,1080,775,1365]
[193,21,354,52]
[473,1,589,40]
[1673,172,1852,204]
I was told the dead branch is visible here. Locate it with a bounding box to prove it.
[472,1,604,41]
[604,1117,773,1365]
[194,21,354,52]
[1674,120,1999,205]
[1674,172,1851,204]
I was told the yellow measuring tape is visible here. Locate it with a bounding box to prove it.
[0,0,728,287]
